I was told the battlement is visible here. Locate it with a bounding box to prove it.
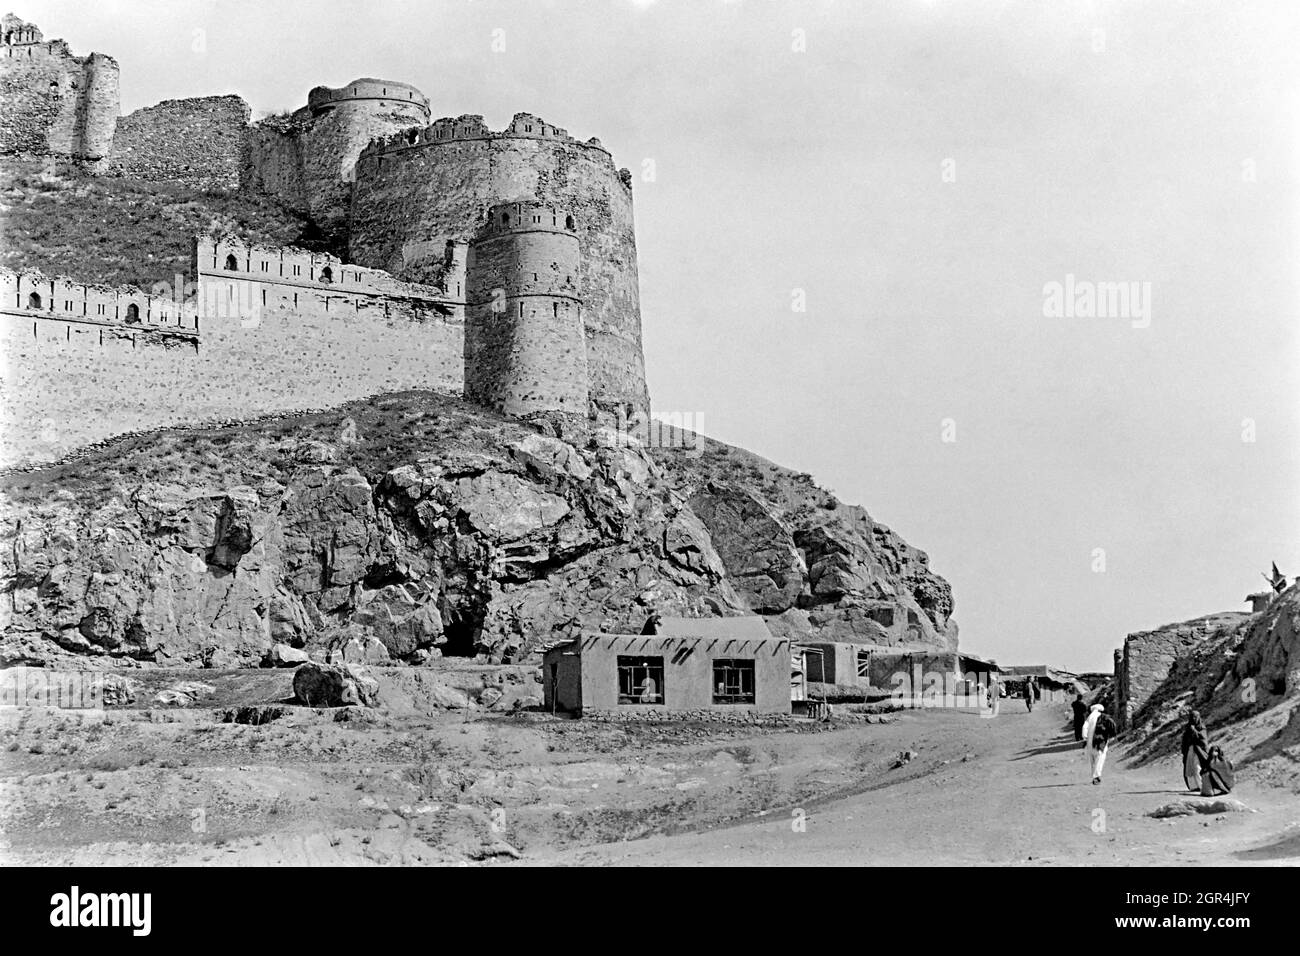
[477,201,579,241]
[0,267,198,335]
[0,14,119,160]
[1,12,41,47]
[360,112,617,170]
[196,235,461,307]
[308,78,430,118]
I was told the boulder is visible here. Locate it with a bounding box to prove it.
[292,662,379,707]
[510,433,593,482]
[1149,798,1253,818]
[153,680,216,707]
[264,643,310,667]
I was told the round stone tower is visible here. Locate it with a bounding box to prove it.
[282,78,430,238]
[465,202,589,416]
[349,112,649,420]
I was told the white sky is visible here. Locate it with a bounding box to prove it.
[20,0,1300,672]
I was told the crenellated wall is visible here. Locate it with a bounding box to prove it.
[465,202,588,416]
[350,111,648,419]
[0,14,119,161]
[0,242,465,466]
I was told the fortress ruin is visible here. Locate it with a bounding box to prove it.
[0,14,651,466]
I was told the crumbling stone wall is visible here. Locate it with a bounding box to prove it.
[107,95,250,190]
[350,112,648,419]
[1114,612,1250,728]
[464,202,588,415]
[0,16,119,161]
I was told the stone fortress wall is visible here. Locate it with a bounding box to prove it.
[465,202,588,416]
[0,14,119,161]
[1,14,652,465]
[0,238,465,465]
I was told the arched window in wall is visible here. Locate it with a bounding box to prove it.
[224,254,238,271]
[565,215,575,231]
[319,266,333,284]
[125,303,140,323]
[26,291,41,310]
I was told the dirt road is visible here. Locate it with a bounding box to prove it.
[530,703,1299,866]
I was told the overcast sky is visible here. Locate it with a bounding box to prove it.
[23,0,1300,671]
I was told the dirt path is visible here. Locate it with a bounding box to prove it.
[527,703,1298,866]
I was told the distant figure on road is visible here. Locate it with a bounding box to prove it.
[1082,703,1118,784]
[986,675,1001,716]
[1022,679,1035,712]
[1071,692,1089,741]
[1180,709,1210,792]
[1033,677,1041,703]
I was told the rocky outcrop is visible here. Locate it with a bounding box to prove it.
[687,486,804,613]
[1236,585,1300,699]
[670,473,957,650]
[0,393,958,667]
[1121,586,1300,787]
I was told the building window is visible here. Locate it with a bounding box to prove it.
[97,304,105,315]
[125,303,140,323]
[856,650,871,680]
[712,659,756,705]
[293,264,301,276]
[319,266,333,284]
[261,261,268,272]
[618,656,664,705]
[224,254,238,271]
[27,292,42,310]
[565,214,575,230]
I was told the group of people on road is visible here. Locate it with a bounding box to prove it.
[1065,694,1231,792]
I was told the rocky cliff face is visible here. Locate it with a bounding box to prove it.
[0,392,957,668]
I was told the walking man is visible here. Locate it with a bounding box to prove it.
[1082,703,1118,784]
[986,673,1001,717]
[1022,678,1035,713]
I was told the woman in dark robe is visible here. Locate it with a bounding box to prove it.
[1180,710,1209,792]
[1071,692,1089,741]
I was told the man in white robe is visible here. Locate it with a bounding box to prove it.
[1081,703,1114,784]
